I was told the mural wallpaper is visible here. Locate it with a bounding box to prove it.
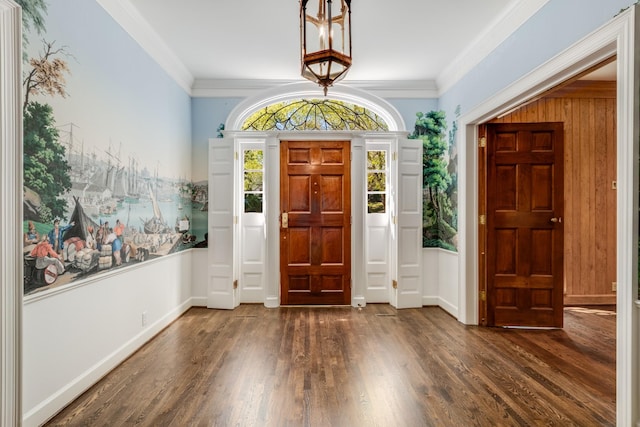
[411,108,459,251]
[20,0,206,296]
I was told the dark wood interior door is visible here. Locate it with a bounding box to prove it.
[486,123,564,327]
[280,140,351,305]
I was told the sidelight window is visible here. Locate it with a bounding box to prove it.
[367,150,387,213]
[243,149,264,213]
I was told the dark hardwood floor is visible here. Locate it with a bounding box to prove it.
[45,304,616,426]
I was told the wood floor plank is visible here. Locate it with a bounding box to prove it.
[45,304,616,427]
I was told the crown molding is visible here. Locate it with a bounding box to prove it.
[97,0,194,94]
[100,0,546,100]
[436,0,550,96]
[192,78,439,99]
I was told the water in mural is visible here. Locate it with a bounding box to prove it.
[22,141,209,295]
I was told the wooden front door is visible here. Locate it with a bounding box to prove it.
[280,140,351,305]
[484,123,564,327]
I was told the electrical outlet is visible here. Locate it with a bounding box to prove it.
[612,282,617,292]
[141,311,147,327]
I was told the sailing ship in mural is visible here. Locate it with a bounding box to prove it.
[143,182,172,235]
[22,125,203,295]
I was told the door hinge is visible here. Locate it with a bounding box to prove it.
[392,151,397,161]
[478,136,486,148]
[479,214,486,225]
[233,280,238,289]
[234,215,238,224]
[392,279,398,289]
[234,151,239,160]
[479,290,486,301]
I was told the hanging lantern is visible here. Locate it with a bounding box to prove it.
[300,0,352,95]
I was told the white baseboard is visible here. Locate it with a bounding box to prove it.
[190,296,208,307]
[23,299,192,427]
[423,295,458,318]
[264,296,279,308]
[352,295,366,308]
[422,296,440,306]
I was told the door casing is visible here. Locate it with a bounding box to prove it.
[224,132,413,308]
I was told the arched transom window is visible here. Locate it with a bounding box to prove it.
[241,99,389,131]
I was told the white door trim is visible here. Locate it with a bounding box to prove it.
[0,1,23,424]
[223,131,410,308]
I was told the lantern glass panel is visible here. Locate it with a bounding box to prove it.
[330,2,350,56]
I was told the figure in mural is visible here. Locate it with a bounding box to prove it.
[114,219,125,243]
[85,226,96,250]
[103,230,123,266]
[30,235,65,275]
[23,220,39,245]
[47,218,74,256]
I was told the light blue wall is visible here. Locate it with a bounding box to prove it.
[191,97,243,183]
[29,0,192,168]
[386,98,439,133]
[439,0,634,121]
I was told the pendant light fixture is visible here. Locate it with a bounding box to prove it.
[300,0,352,95]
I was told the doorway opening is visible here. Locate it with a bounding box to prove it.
[478,58,617,327]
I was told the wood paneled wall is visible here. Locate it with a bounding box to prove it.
[489,81,616,305]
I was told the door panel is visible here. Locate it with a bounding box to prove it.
[395,138,423,309]
[486,123,564,327]
[207,137,237,309]
[280,140,351,305]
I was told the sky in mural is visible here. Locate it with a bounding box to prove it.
[25,1,191,183]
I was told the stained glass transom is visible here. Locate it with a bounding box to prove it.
[242,99,389,131]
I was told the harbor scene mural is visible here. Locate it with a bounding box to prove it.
[20,0,206,296]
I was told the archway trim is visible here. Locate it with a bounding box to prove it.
[225,82,406,132]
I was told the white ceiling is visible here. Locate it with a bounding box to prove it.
[106,0,553,95]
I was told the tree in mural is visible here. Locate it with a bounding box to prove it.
[411,110,457,250]
[18,0,74,223]
[23,102,72,222]
[23,40,71,114]
[15,0,47,61]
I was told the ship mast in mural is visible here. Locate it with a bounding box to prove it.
[143,182,172,235]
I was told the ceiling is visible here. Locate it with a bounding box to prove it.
[108,0,553,95]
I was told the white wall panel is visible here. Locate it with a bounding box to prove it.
[395,139,423,308]
[238,140,267,303]
[364,141,392,304]
[23,252,193,427]
[208,138,237,309]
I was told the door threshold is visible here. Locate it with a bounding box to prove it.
[501,326,561,330]
[281,305,352,308]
